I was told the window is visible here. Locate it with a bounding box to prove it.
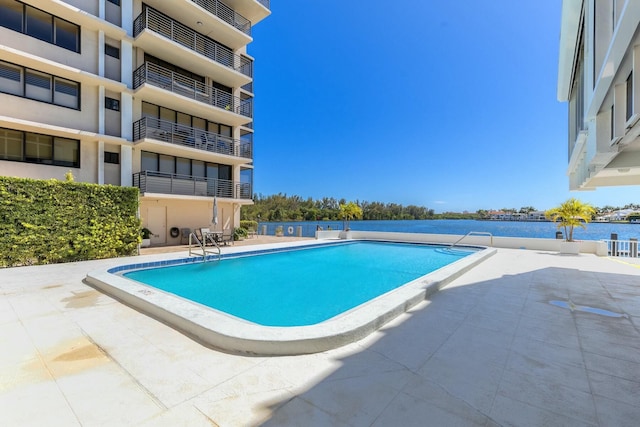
[54,78,79,109]
[0,128,23,161]
[0,1,80,52]
[0,0,23,32]
[55,17,79,52]
[25,70,51,102]
[104,151,119,164]
[25,5,53,43]
[140,151,230,180]
[0,60,79,109]
[0,61,23,96]
[107,0,120,5]
[627,71,633,121]
[611,105,615,140]
[141,151,157,171]
[53,137,79,166]
[176,157,190,175]
[105,44,120,59]
[105,97,120,111]
[0,128,79,167]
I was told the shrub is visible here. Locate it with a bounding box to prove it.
[233,227,248,240]
[0,177,140,267]
[239,220,258,231]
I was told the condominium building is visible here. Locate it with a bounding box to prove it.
[558,0,640,190]
[0,0,269,245]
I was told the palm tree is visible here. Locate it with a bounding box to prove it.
[338,202,363,231]
[545,198,595,242]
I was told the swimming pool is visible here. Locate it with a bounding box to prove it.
[86,237,495,355]
[124,241,474,327]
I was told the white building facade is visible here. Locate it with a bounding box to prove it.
[558,0,640,190]
[0,0,269,245]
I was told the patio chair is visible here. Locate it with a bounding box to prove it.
[199,227,218,246]
[221,229,234,246]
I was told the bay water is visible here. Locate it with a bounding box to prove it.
[259,219,640,241]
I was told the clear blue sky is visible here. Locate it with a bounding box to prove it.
[248,1,640,213]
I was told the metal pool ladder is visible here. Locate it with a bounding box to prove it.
[449,231,493,249]
[189,232,221,262]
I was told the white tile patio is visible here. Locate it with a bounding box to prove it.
[1,246,640,426]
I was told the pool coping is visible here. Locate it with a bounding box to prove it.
[85,239,496,355]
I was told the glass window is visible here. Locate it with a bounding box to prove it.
[206,163,218,179]
[105,44,120,59]
[218,165,231,180]
[627,71,633,121]
[240,167,252,183]
[192,160,205,177]
[54,17,78,52]
[104,151,119,164]
[0,128,23,161]
[105,97,120,111]
[0,127,79,166]
[54,77,79,109]
[0,61,23,96]
[107,0,120,5]
[219,125,232,137]
[142,102,158,118]
[141,151,157,171]
[176,157,190,175]
[177,112,191,126]
[25,132,53,164]
[159,154,174,173]
[0,0,23,32]
[25,70,52,102]
[160,107,175,123]
[53,137,78,167]
[25,5,53,43]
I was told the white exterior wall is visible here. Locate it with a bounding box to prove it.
[559,0,640,190]
[0,0,269,245]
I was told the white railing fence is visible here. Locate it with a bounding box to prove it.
[602,239,640,258]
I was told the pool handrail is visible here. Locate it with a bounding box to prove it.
[189,232,221,261]
[449,231,493,248]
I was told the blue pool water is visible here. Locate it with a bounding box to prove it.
[123,242,474,327]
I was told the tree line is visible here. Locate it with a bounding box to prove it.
[241,193,442,221]
[240,194,640,222]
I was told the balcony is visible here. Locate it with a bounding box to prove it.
[133,170,252,199]
[133,117,253,160]
[134,6,252,87]
[190,0,251,35]
[220,0,270,24]
[133,62,253,126]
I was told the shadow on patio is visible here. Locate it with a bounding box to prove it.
[257,265,640,426]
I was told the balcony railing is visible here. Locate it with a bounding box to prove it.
[133,170,252,199]
[133,62,253,118]
[190,0,252,35]
[133,117,253,159]
[134,6,253,77]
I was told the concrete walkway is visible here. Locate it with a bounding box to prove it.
[1,246,640,426]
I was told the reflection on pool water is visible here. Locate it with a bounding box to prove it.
[124,241,475,326]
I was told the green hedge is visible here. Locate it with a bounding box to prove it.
[0,177,141,267]
[239,220,258,231]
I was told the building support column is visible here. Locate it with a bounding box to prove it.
[121,0,133,36]
[98,31,105,77]
[121,40,133,88]
[121,145,132,187]
[98,140,105,184]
